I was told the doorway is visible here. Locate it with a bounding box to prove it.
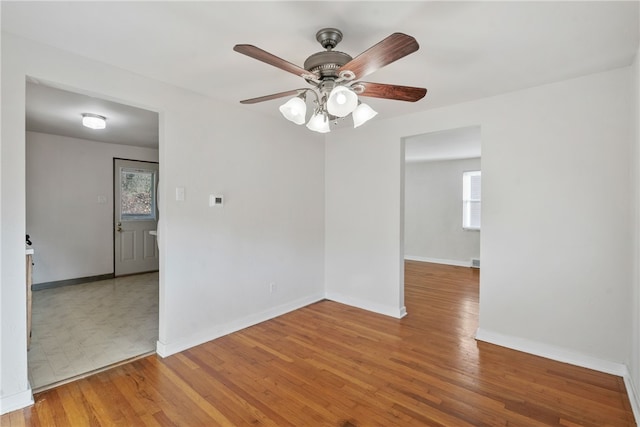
[403,125,482,267]
[25,79,160,390]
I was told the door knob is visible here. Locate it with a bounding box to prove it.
[116,222,122,232]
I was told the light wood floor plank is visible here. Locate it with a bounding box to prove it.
[2,261,635,425]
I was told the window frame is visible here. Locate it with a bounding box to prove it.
[119,167,158,222]
[462,170,481,231]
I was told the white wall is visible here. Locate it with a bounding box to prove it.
[1,33,325,413]
[326,66,633,370]
[26,131,159,284]
[325,126,406,318]
[404,158,481,266]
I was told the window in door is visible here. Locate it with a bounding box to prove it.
[120,168,157,221]
[463,170,481,230]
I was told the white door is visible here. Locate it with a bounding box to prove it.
[114,159,159,276]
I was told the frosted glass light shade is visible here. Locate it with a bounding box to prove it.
[306,112,331,133]
[279,97,307,125]
[326,86,358,117]
[352,103,378,128]
[82,113,106,130]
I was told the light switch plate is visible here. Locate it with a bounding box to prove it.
[176,187,185,201]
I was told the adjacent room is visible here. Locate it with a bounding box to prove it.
[404,126,482,268]
[25,81,160,390]
[1,1,639,425]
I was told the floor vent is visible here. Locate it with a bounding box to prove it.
[471,258,480,268]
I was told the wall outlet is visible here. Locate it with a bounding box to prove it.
[269,282,277,293]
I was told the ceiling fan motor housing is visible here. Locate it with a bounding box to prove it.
[304,51,353,79]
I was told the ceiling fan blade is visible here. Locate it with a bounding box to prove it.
[239,89,300,104]
[356,82,427,102]
[234,44,314,79]
[338,33,419,80]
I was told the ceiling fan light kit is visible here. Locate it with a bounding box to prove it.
[352,102,378,128]
[306,111,331,133]
[234,28,427,133]
[279,95,307,125]
[326,85,358,117]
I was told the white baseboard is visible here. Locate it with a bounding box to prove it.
[325,291,407,319]
[475,327,639,424]
[156,292,325,357]
[404,255,471,268]
[475,328,627,376]
[398,305,408,318]
[0,384,34,415]
[623,370,640,425]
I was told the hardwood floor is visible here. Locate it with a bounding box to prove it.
[2,261,635,426]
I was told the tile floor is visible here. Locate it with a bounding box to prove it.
[28,272,159,390]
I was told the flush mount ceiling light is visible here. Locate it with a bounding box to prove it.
[81,113,106,130]
[233,28,427,133]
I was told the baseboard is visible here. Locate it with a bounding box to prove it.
[476,327,639,424]
[475,328,628,376]
[0,384,34,415]
[622,369,640,424]
[404,255,471,268]
[398,305,408,318]
[325,291,407,319]
[156,292,325,357]
[32,273,115,291]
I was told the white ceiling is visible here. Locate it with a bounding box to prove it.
[405,126,481,162]
[26,80,159,148]
[3,1,639,144]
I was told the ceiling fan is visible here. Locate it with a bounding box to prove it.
[233,28,427,133]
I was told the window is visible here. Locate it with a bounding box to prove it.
[463,170,481,230]
[120,168,157,221]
